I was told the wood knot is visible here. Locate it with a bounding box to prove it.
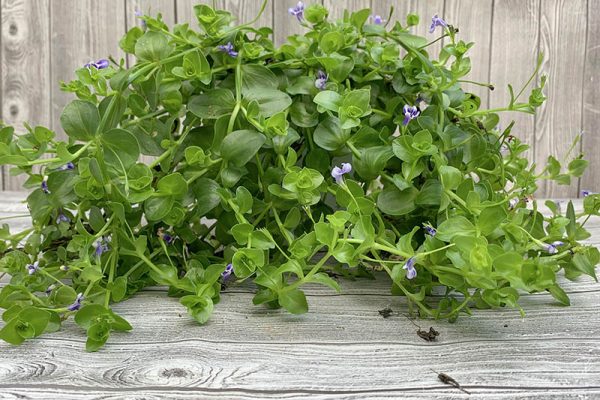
[160,368,189,378]
[9,104,18,116]
[8,23,17,35]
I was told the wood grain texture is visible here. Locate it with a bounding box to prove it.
[273,0,321,46]
[49,1,126,135]
[372,0,446,56]
[0,0,51,191]
[489,0,540,162]
[443,0,494,106]
[535,0,587,198]
[581,0,598,196]
[0,194,600,399]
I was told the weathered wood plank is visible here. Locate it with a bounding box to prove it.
[443,0,494,106]
[489,0,540,162]
[322,0,370,20]
[176,1,272,29]
[580,0,598,196]
[2,388,600,400]
[49,1,126,136]
[0,337,598,392]
[273,0,321,46]
[0,0,51,191]
[535,0,587,198]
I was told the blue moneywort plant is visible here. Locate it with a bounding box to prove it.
[0,1,598,351]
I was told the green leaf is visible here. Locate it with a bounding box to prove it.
[188,89,236,119]
[307,272,341,292]
[60,100,99,140]
[436,216,477,242]
[313,116,347,151]
[135,31,174,61]
[101,128,140,171]
[313,90,342,112]
[278,288,308,314]
[180,295,214,324]
[220,130,266,167]
[157,173,188,198]
[232,248,264,279]
[244,89,292,117]
[439,165,463,190]
[191,178,221,216]
[377,186,418,216]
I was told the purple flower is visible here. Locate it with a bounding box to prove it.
[581,190,594,197]
[221,263,234,280]
[60,265,70,271]
[288,1,304,21]
[67,293,84,311]
[57,162,75,171]
[217,42,238,57]
[545,241,564,254]
[26,261,40,275]
[135,8,147,29]
[41,179,49,194]
[331,163,352,184]
[402,105,420,126]
[45,284,56,295]
[315,70,328,90]
[94,238,110,257]
[508,198,519,210]
[423,223,436,237]
[403,257,417,280]
[429,14,448,33]
[57,212,70,224]
[85,59,109,69]
[371,15,384,25]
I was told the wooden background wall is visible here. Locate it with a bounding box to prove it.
[0,0,596,198]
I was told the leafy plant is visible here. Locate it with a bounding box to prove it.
[0,1,598,351]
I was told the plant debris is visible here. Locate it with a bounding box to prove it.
[378,307,394,318]
[432,369,470,395]
[417,326,440,342]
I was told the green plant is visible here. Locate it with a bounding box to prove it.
[0,2,597,351]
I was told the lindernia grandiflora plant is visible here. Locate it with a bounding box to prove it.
[0,1,598,352]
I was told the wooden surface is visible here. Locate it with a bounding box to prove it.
[0,193,599,399]
[0,0,597,196]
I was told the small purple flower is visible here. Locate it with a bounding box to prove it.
[402,105,420,126]
[135,8,147,29]
[288,1,304,21]
[57,212,70,224]
[315,70,328,90]
[331,163,352,184]
[217,42,238,57]
[67,293,84,311]
[545,241,564,254]
[221,263,234,280]
[429,14,448,33]
[423,223,436,237]
[41,179,49,194]
[26,261,40,275]
[94,238,110,257]
[508,198,519,210]
[57,162,75,171]
[60,265,70,272]
[581,190,594,197]
[402,257,417,280]
[45,284,56,295]
[371,15,384,25]
[85,59,110,69]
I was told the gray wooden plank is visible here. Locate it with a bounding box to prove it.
[273,0,321,47]
[535,0,587,198]
[0,388,598,400]
[371,0,446,57]
[0,337,598,392]
[443,0,494,107]
[49,1,127,136]
[322,0,370,20]
[489,0,540,165]
[177,0,272,29]
[0,0,51,191]
[580,0,598,196]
